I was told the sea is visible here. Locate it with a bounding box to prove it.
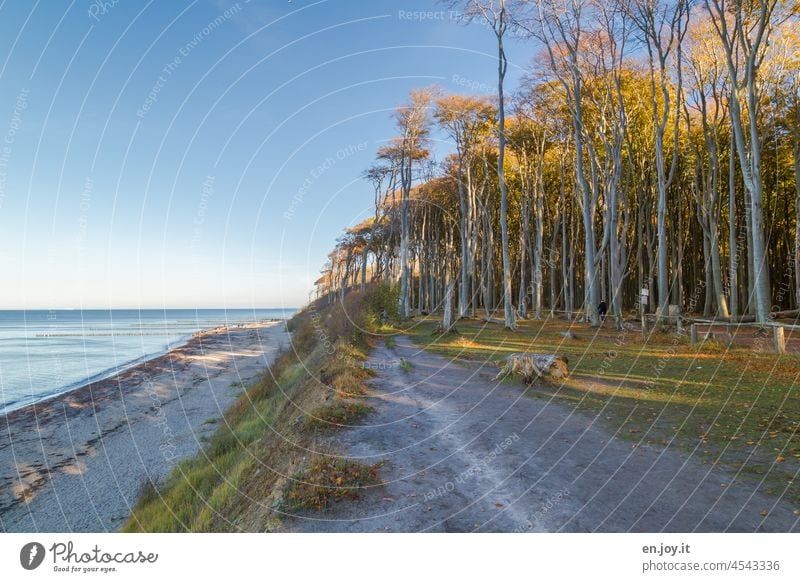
[0,308,295,415]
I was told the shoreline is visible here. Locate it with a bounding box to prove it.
[0,338,190,418]
[0,320,290,532]
[0,319,287,418]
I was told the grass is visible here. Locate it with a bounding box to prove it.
[399,358,413,373]
[122,283,399,532]
[122,350,306,532]
[323,345,374,397]
[402,316,800,505]
[305,401,372,431]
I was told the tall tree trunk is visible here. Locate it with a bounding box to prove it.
[518,194,530,318]
[549,207,560,317]
[496,0,515,330]
[792,80,800,309]
[560,158,570,316]
[729,132,739,317]
[532,160,544,319]
[458,163,470,319]
[744,184,756,316]
[399,159,411,317]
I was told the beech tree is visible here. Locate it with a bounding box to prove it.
[684,13,730,318]
[394,89,434,318]
[626,0,689,323]
[435,95,496,319]
[704,0,780,323]
[315,3,799,333]
[454,0,522,328]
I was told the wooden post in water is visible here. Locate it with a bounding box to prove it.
[774,326,786,354]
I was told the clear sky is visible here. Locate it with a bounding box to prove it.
[0,0,531,310]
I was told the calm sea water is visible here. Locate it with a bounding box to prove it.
[0,309,295,415]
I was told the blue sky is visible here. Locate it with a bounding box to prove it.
[0,0,531,309]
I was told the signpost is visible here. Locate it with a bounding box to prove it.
[640,288,649,336]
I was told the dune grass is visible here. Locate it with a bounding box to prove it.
[122,283,399,532]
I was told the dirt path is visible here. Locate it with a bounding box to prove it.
[284,336,799,532]
[0,322,288,532]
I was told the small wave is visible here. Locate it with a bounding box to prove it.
[0,334,193,417]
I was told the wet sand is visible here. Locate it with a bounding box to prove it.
[0,321,289,532]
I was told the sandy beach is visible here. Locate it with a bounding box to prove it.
[0,321,289,532]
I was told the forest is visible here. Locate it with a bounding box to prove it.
[314,0,800,331]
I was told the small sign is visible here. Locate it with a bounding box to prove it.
[641,288,649,296]
[641,296,648,305]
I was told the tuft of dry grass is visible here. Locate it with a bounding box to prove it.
[305,401,372,431]
[283,457,383,511]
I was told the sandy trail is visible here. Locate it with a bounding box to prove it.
[0,321,288,532]
[285,336,799,532]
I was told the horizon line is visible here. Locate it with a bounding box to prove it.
[0,306,301,311]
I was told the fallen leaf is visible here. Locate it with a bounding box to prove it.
[760,510,768,517]
[495,503,504,508]
[775,455,786,463]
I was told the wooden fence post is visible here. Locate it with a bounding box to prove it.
[774,326,786,354]
[690,324,698,345]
